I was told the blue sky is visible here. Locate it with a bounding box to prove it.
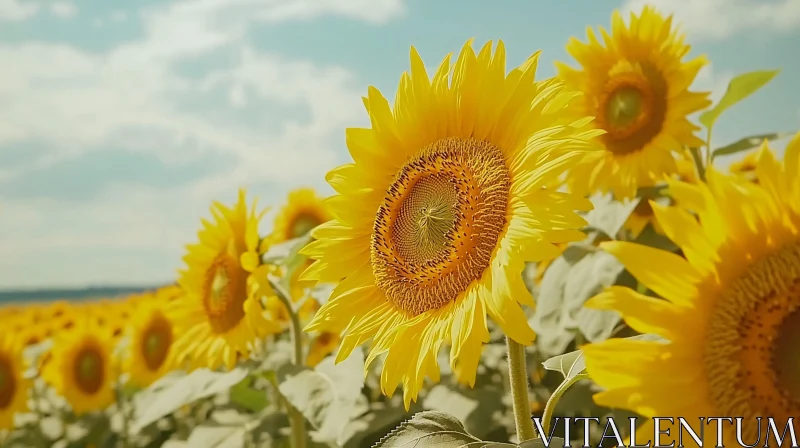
[1,0,798,289]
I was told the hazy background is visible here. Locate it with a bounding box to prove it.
[1,0,798,296]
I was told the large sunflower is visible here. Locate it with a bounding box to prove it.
[0,334,30,430]
[582,133,800,445]
[124,288,181,388]
[42,320,116,415]
[555,6,711,199]
[170,189,282,371]
[301,40,602,407]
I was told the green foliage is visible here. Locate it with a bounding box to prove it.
[711,131,793,159]
[276,347,366,446]
[372,410,484,448]
[582,193,641,241]
[699,69,780,132]
[132,368,249,433]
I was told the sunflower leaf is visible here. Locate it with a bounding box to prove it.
[711,131,793,159]
[131,368,249,433]
[422,383,505,440]
[229,376,269,413]
[186,424,246,448]
[542,350,586,380]
[517,436,570,447]
[372,410,485,448]
[277,346,365,446]
[699,69,780,131]
[582,193,641,241]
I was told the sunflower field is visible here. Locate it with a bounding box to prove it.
[1,5,797,448]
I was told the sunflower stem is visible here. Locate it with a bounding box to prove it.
[505,336,536,442]
[267,276,307,448]
[541,372,590,438]
[689,146,706,182]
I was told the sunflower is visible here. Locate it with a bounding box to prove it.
[170,189,282,371]
[581,133,800,445]
[301,40,602,407]
[124,291,178,388]
[271,187,332,244]
[555,6,711,199]
[0,334,30,430]
[42,319,116,415]
[622,195,668,239]
[533,242,568,286]
[728,149,760,184]
[306,332,341,368]
[266,187,333,322]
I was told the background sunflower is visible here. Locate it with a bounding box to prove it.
[556,6,712,199]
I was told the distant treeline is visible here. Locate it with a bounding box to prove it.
[0,285,167,305]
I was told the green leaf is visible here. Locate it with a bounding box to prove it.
[518,437,570,447]
[422,383,505,440]
[277,347,366,446]
[542,350,586,380]
[340,403,413,448]
[229,377,269,413]
[131,368,249,432]
[530,249,626,355]
[372,410,484,448]
[186,425,246,448]
[583,193,641,241]
[712,131,793,158]
[699,69,781,131]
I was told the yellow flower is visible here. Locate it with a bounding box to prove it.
[171,189,282,371]
[124,288,181,389]
[533,242,568,286]
[306,332,341,368]
[301,40,602,408]
[0,334,30,430]
[622,197,664,239]
[42,320,116,415]
[556,6,711,199]
[728,148,760,184]
[265,187,333,323]
[581,133,800,445]
[271,187,332,244]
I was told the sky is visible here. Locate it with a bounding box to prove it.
[1,0,798,290]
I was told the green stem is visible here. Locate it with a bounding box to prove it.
[267,276,307,448]
[505,336,536,442]
[541,373,590,436]
[704,127,714,169]
[689,146,706,182]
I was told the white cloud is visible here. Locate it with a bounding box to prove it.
[0,0,406,288]
[622,0,800,41]
[49,1,76,18]
[0,0,38,21]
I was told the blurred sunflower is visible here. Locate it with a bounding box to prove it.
[555,6,711,199]
[0,334,30,430]
[42,320,115,415]
[582,134,800,445]
[171,189,282,371]
[301,39,602,407]
[124,291,178,388]
[728,149,760,184]
[306,332,341,368]
[622,196,667,239]
[266,187,333,323]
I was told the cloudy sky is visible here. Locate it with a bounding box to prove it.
[1,0,798,290]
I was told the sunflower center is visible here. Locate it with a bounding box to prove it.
[202,253,247,334]
[290,213,321,239]
[141,314,173,371]
[704,241,800,440]
[0,354,15,408]
[371,137,510,317]
[596,67,667,155]
[73,346,104,395]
